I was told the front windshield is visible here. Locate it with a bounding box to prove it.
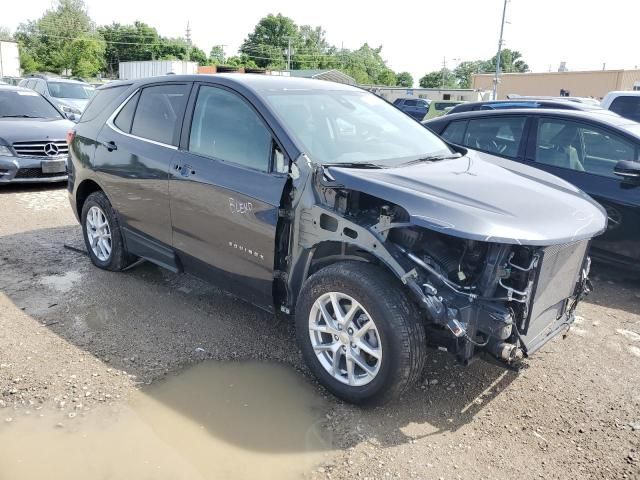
[47,82,95,99]
[264,89,452,165]
[0,90,63,119]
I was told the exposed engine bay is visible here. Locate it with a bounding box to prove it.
[291,179,593,367]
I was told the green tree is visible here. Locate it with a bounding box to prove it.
[159,37,189,60]
[240,13,299,69]
[189,46,207,64]
[396,71,413,87]
[209,45,225,64]
[489,48,529,73]
[419,69,456,88]
[295,25,334,69]
[453,60,491,88]
[15,0,103,76]
[98,22,163,76]
[69,35,105,77]
[340,44,395,85]
[377,68,397,86]
[226,54,258,69]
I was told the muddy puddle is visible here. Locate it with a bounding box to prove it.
[0,361,332,480]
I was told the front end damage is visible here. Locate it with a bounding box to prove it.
[392,228,592,364]
[282,159,601,367]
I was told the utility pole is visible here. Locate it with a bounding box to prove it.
[286,37,292,71]
[185,21,192,62]
[441,57,447,88]
[493,0,508,100]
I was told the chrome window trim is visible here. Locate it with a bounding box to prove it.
[105,87,178,151]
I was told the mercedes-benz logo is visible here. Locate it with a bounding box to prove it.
[44,143,60,157]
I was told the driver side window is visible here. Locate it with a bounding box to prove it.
[535,118,636,178]
[462,116,526,158]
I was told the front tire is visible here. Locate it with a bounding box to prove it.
[296,261,426,405]
[81,191,131,271]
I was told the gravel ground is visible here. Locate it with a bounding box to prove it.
[1,183,639,480]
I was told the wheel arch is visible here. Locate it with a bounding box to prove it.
[75,178,105,219]
[286,238,407,311]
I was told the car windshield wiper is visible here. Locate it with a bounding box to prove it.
[0,115,44,118]
[322,162,382,169]
[401,153,462,166]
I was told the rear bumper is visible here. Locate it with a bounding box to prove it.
[0,154,68,183]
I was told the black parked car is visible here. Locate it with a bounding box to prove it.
[68,75,605,404]
[425,109,640,270]
[446,99,602,115]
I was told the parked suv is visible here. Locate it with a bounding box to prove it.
[601,91,640,122]
[68,75,605,404]
[19,75,95,119]
[393,97,431,120]
[0,84,72,183]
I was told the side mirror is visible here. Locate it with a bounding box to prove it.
[614,160,640,180]
[65,112,78,122]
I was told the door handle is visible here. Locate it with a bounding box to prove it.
[101,141,117,152]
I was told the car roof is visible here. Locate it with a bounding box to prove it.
[44,77,88,85]
[114,74,361,94]
[603,90,640,98]
[456,99,598,110]
[0,84,37,93]
[426,107,638,128]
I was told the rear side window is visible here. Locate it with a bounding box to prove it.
[130,84,190,146]
[463,116,526,158]
[113,91,139,132]
[79,85,129,123]
[609,96,640,122]
[441,120,467,144]
[188,85,271,171]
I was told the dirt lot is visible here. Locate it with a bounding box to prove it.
[1,183,639,480]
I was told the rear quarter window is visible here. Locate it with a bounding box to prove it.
[130,84,190,146]
[78,85,129,123]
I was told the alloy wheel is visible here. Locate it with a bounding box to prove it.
[86,205,112,262]
[308,292,382,386]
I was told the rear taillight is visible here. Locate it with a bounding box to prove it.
[66,130,75,145]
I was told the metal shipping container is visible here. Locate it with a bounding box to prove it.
[118,60,198,80]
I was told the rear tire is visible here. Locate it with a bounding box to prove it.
[296,261,426,405]
[81,191,131,271]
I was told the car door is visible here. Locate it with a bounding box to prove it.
[93,82,191,260]
[169,83,289,309]
[526,115,640,267]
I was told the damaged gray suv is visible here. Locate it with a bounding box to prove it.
[68,75,607,404]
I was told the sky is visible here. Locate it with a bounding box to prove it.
[3,0,640,86]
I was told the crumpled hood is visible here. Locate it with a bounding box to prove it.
[326,151,607,246]
[0,118,74,144]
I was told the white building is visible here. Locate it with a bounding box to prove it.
[363,86,491,103]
